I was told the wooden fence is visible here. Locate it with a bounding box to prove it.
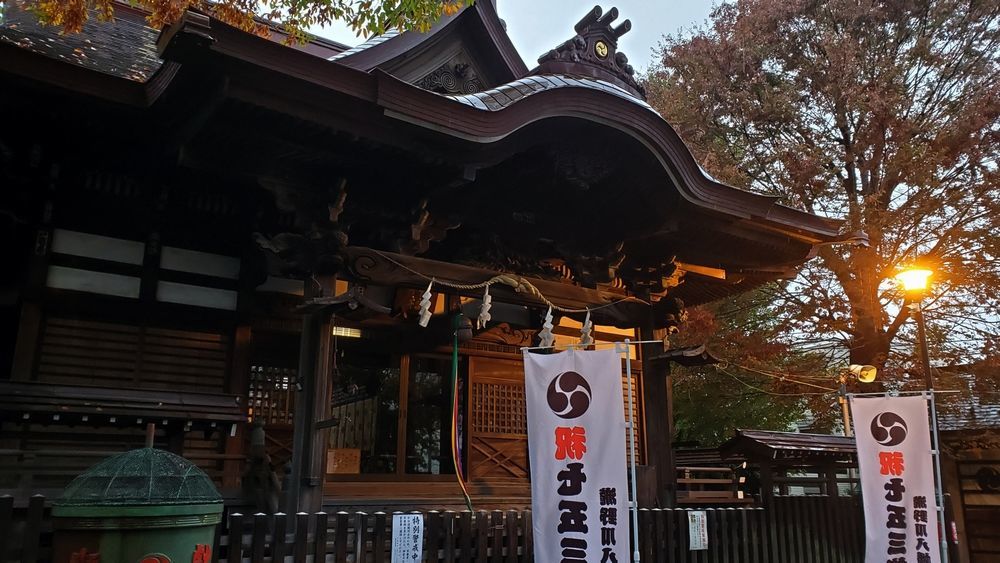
[1,495,862,562]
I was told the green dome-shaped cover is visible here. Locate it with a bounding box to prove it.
[57,448,222,507]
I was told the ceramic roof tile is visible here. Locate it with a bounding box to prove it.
[327,30,400,61]
[441,74,649,113]
[462,94,490,111]
[493,83,524,102]
[479,94,504,111]
[0,5,161,82]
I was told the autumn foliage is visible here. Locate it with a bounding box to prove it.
[648,0,1000,378]
[21,0,469,41]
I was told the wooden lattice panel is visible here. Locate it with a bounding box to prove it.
[471,381,526,436]
[468,357,528,482]
[248,365,298,425]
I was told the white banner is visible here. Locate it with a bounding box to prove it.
[524,348,630,563]
[851,396,941,563]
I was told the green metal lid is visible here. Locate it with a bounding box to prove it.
[57,448,222,507]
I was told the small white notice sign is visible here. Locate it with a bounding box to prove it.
[688,510,708,550]
[391,513,424,562]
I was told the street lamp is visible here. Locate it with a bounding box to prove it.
[895,265,950,562]
[894,267,934,390]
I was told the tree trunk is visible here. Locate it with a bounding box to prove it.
[847,247,891,367]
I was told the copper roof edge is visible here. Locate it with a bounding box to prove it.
[152,10,854,248]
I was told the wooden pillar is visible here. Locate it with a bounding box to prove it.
[759,459,774,506]
[10,303,42,381]
[222,325,252,490]
[638,323,675,508]
[823,463,839,497]
[287,277,335,515]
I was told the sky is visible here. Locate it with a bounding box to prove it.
[309,1,720,73]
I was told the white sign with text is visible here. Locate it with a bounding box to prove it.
[688,510,708,550]
[391,513,423,562]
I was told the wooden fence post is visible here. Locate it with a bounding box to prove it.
[676,508,689,559]
[334,511,349,562]
[652,508,666,563]
[459,511,473,563]
[504,510,518,563]
[250,513,267,563]
[314,512,329,562]
[0,495,13,562]
[23,494,45,563]
[373,512,387,563]
[273,512,288,563]
[638,508,653,562]
[293,512,309,563]
[769,497,784,563]
[665,508,679,563]
[443,511,456,563]
[475,510,489,563]
[523,510,533,563]
[229,513,245,563]
[490,510,503,563]
[354,512,368,563]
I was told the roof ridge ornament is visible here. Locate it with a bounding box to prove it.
[535,5,645,99]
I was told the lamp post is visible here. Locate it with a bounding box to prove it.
[895,266,949,563]
[895,268,934,391]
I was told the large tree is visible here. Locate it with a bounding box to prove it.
[647,0,1000,377]
[670,290,837,446]
[19,0,469,40]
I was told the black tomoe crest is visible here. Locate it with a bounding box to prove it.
[870,412,908,446]
[546,371,592,419]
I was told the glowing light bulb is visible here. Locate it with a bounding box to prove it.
[894,268,932,293]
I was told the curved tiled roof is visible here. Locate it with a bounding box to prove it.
[326,30,400,61]
[0,4,161,82]
[445,73,653,112]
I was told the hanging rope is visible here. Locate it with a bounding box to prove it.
[370,249,637,314]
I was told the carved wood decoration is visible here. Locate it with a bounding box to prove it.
[620,257,682,297]
[396,198,461,256]
[560,241,626,286]
[254,178,349,278]
[416,53,485,95]
[472,323,534,347]
[535,6,645,98]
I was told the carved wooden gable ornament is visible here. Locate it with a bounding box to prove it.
[535,6,645,99]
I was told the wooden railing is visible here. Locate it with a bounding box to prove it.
[676,466,751,505]
[1,494,863,562]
